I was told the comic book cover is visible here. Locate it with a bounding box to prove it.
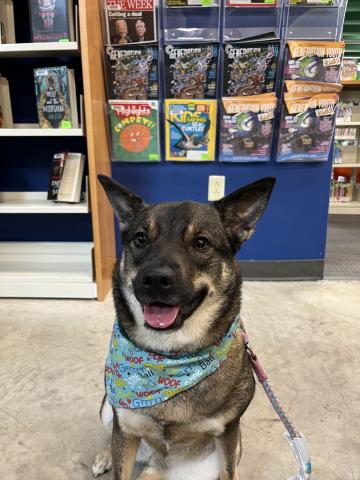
[277,93,339,162]
[105,46,158,100]
[285,41,345,83]
[28,0,72,42]
[164,44,219,99]
[105,0,156,46]
[226,0,276,5]
[108,100,160,162]
[220,94,277,162]
[223,41,280,96]
[34,66,72,128]
[165,99,217,161]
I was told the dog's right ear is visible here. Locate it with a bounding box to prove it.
[98,175,144,233]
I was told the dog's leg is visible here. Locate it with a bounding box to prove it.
[92,444,112,478]
[112,415,141,480]
[216,418,241,480]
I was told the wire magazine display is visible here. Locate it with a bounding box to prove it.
[102,0,347,164]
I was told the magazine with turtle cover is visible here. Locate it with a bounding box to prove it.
[105,0,156,46]
[104,45,159,100]
[223,41,280,96]
[277,93,339,162]
[165,99,217,162]
[220,94,277,162]
[164,43,219,99]
[285,41,345,84]
[108,100,160,162]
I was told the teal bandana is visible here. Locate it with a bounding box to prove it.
[105,315,240,409]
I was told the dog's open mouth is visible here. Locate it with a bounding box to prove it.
[144,304,180,329]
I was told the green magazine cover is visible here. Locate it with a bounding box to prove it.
[108,100,160,162]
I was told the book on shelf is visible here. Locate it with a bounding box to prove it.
[108,100,160,162]
[104,45,159,100]
[47,152,67,200]
[164,43,219,99]
[165,99,217,162]
[105,0,157,46]
[33,66,78,129]
[0,74,13,128]
[28,0,74,42]
[56,152,85,203]
[0,0,15,43]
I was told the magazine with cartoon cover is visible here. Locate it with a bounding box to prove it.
[34,66,72,128]
[277,93,339,162]
[223,41,280,97]
[108,100,160,162]
[105,46,158,100]
[164,44,219,99]
[165,99,217,161]
[285,41,345,84]
[220,94,277,162]
[105,0,156,46]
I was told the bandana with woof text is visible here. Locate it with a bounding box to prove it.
[105,315,240,409]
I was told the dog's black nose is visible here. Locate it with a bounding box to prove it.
[141,266,176,292]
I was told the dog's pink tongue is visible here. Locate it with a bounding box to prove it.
[144,304,179,329]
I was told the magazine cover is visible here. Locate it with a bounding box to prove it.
[28,0,72,42]
[164,44,219,99]
[226,0,276,5]
[285,41,345,83]
[105,0,156,45]
[165,99,217,161]
[34,66,72,128]
[223,41,279,96]
[105,46,158,100]
[341,58,358,82]
[220,94,277,162]
[108,100,160,162]
[277,93,339,162]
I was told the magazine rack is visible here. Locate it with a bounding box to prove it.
[162,3,221,42]
[282,0,347,41]
[223,2,283,42]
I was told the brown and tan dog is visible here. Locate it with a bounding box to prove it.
[92,175,276,480]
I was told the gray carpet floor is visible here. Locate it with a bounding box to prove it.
[325,215,360,279]
[1,281,360,480]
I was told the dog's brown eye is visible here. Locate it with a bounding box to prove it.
[193,237,209,251]
[133,232,148,248]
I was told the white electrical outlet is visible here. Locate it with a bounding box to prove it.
[208,175,225,201]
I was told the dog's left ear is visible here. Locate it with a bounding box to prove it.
[213,177,276,252]
[98,175,144,234]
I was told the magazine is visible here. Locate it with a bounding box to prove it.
[108,100,160,162]
[164,43,219,99]
[223,41,280,96]
[105,0,156,45]
[220,94,277,162]
[105,45,159,99]
[165,99,217,161]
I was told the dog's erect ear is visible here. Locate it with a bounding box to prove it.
[98,175,144,233]
[213,177,276,253]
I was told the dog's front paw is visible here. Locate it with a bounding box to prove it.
[92,445,112,477]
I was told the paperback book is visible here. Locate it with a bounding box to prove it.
[220,94,277,162]
[277,93,339,162]
[108,100,160,162]
[0,75,13,128]
[285,41,345,83]
[223,41,280,96]
[56,152,85,203]
[28,0,74,42]
[34,66,78,128]
[105,0,156,45]
[0,0,16,43]
[47,152,67,200]
[164,43,219,99]
[104,45,158,100]
[165,99,217,162]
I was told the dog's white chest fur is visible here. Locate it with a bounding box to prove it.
[99,397,222,480]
